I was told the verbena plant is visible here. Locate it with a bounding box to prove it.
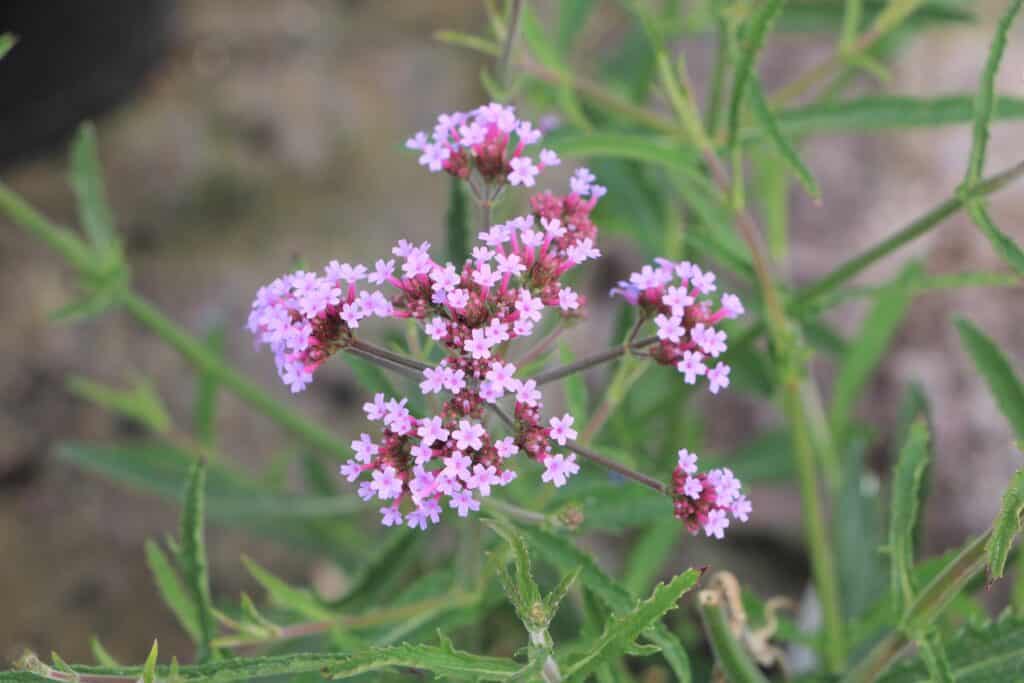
[2,2,1024,681]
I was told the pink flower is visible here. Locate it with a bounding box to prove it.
[677,449,698,474]
[516,291,544,322]
[420,367,447,395]
[683,476,703,499]
[495,437,518,459]
[566,238,600,264]
[703,509,730,539]
[485,361,518,393]
[449,489,480,517]
[467,463,500,496]
[513,378,542,407]
[464,328,494,360]
[707,363,731,395]
[453,420,486,451]
[655,314,685,344]
[539,148,561,167]
[417,416,450,446]
[442,452,473,482]
[721,293,744,319]
[380,505,404,527]
[548,413,578,446]
[570,167,595,195]
[542,453,580,487]
[508,157,539,187]
[425,317,448,341]
[371,466,403,500]
[363,393,387,421]
[731,496,752,522]
[558,288,580,311]
[351,434,378,463]
[677,351,707,385]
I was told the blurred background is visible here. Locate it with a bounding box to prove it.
[1,0,1021,665]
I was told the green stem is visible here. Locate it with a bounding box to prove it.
[496,0,523,91]
[793,159,1024,310]
[843,533,990,683]
[0,181,94,274]
[697,591,771,683]
[122,292,347,458]
[783,378,846,671]
[531,337,657,386]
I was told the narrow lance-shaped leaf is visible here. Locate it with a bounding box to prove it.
[964,0,1024,185]
[748,77,821,200]
[726,0,786,151]
[484,517,541,617]
[194,323,226,446]
[986,468,1024,582]
[889,421,931,614]
[563,568,701,681]
[67,375,171,435]
[954,318,1024,441]
[89,638,119,667]
[967,199,1024,275]
[829,263,919,443]
[242,555,334,620]
[69,122,121,261]
[180,460,219,661]
[144,540,202,642]
[142,640,158,683]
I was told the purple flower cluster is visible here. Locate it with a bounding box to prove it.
[673,450,751,539]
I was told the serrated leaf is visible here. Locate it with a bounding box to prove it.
[965,0,1023,185]
[967,200,1024,274]
[518,525,694,682]
[69,123,121,262]
[543,565,582,619]
[829,263,919,442]
[144,540,202,642]
[986,468,1024,582]
[484,517,541,619]
[954,318,1024,441]
[890,421,931,614]
[726,0,786,150]
[180,460,218,661]
[67,375,171,435]
[322,643,525,680]
[748,78,821,199]
[563,568,700,681]
[878,614,1024,683]
[242,555,334,620]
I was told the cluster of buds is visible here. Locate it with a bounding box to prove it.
[247,264,393,393]
[612,259,744,394]
[246,103,752,538]
[672,450,751,538]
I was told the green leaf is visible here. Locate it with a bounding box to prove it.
[623,516,679,597]
[542,565,582,618]
[560,344,589,422]
[878,614,1024,683]
[954,318,1024,441]
[726,0,786,150]
[546,131,699,175]
[518,525,694,681]
[967,200,1024,274]
[762,95,1024,137]
[748,78,821,199]
[0,33,17,60]
[557,0,596,54]
[965,0,1023,185]
[890,421,931,614]
[142,640,158,683]
[445,175,470,264]
[241,555,334,620]
[88,638,119,667]
[2,651,524,682]
[917,630,954,683]
[563,568,701,681]
[986,468,1024,582]
[322,643,525,680]
[180,460,218,661]
[698,590,771,683]
[69,123,121,262]
[484,517,541,620]
[836,439,887,621]
[67,375,171,435]
[144,540,202,642]
[829,263,919,442]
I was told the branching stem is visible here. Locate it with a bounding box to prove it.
[531,336,658,386]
